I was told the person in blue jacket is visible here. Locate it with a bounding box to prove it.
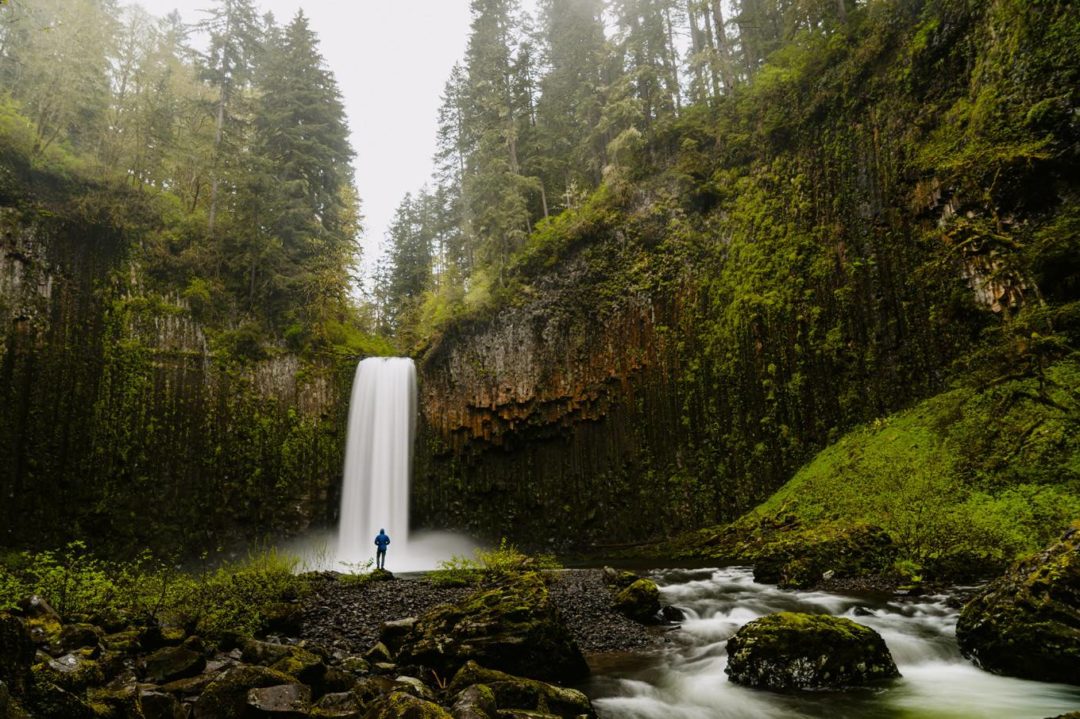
[374,528,390,569]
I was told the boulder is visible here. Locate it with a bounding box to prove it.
[352,676,396,708]
[361,691,452,719]
[263,602,304,636]
[379,619,418,655]
[143,645,206,683]
[448,662,595,719]
[242,639,293,667]
[494,711,560,719]
[16,597,61,650]
[59,624,103,654]
[364,643,394,665]
[392,676,436,702]
[38,652,105,692]
[270,647,325,686]
[395,574,588,685]
[611,580,661,623]
[725,612,900,690]
[340,656,371,676]
[600,568,639,592]
[246,683,311,717]
[451,684,497,719]
[87,680,142,719]
[0,681,29,719]
[27,676,96,719]
[0,614,34,695]
[314,690,364,718]
[956,526,1080,685]
[139,689,185,719]
[193,665,299,719]
[752,524,897,589]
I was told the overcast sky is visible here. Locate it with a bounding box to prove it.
[133,0,479,274]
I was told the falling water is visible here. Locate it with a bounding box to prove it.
[586,567,1080,719]
[337,357,416,567]
[334,357,475,572]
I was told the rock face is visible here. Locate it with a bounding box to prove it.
[725,612,900,690]
[395,574,589,685]
[956,526,1080,685]
[448,661,595,719]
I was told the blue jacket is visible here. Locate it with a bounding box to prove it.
[375,532,390,549]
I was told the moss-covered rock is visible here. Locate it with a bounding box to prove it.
[59,624,104,654]
[612,579,660,623]
[270,647,326,686]
[395,574,588,685]
[361,691,452,719]
[142,645,205,684]
[956,525,1080,685]
[450,683,497,719]
[193,666,299,719]
[0,681,30,719]
[448,662,594,719]
[246,683,311,717]
[0,614,34,696]
[600,568,639,592]
[750,523,897,589]
[138,689,183,719]
[725,612,900,690]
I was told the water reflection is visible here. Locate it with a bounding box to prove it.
[585,567,1080,719]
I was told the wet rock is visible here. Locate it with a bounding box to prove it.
[396,573,588,685]
[17,597,61,649]
[451,683,497,719]
[161,673,216,698]
[364,642,395,665]
[313,690,364,718]
[321,666,360,693]
[0,614,34,695]
[144,645,206,683]
[341,656,372,676]
[193,665,298,718]
[87,680,142,719]
[393,676,436,702]
[59,624,103,654]
[379,618,417,655]
[600,568,639,591]
[242,639,293,667]
[612,579,660,623]
[263,602,304,636]
[39,652,105,692]
[139,688,185,719]
[370,570,396,582]
[659,605,684,623]
[269,646,325,685]
[0,681,29,719]
[725,612,900,690]
[246,683,310,716]
[362,691,452,719]
[352,675,396,707]
[448,662,595,719]
[956,526,1080,685]
[27,676,96,719]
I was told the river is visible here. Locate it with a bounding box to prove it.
[585,567,1080,719]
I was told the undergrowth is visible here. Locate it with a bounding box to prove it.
[0,542,309,638]
[429,538,562,587]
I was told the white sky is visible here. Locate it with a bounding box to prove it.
[133,0,478,277]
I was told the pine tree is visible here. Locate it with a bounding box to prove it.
[199,0,261,234]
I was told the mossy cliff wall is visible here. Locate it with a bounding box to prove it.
[413,0,1079,549]
[0,197,351,554]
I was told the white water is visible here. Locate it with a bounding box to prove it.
[587,567,1080,719]
[334,357,475,572]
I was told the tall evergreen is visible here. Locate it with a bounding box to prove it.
[246,10,357,329]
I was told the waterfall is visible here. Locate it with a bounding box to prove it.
[337,357,417,567]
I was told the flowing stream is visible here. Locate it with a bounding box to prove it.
[586,567,1080,719]
[334,357,473,571]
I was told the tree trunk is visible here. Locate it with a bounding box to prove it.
[711,0,736,90]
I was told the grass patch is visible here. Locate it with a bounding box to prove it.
[429,538,562,587]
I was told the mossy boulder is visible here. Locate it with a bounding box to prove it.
[725,612,900,690]
[956,526,1080,685]
[0,614,34,696]
[193,665,299,719]
[751,524,897,589]
[143,645,206,683]
[448,662,594,719]
[600,568,639,591]
[611,579,660,623]
[450,683,497,719]
[395,574,588,685]
[361,691,452,719]
[246,683,311,717]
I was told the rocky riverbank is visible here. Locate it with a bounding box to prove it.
[302,569,660,657]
